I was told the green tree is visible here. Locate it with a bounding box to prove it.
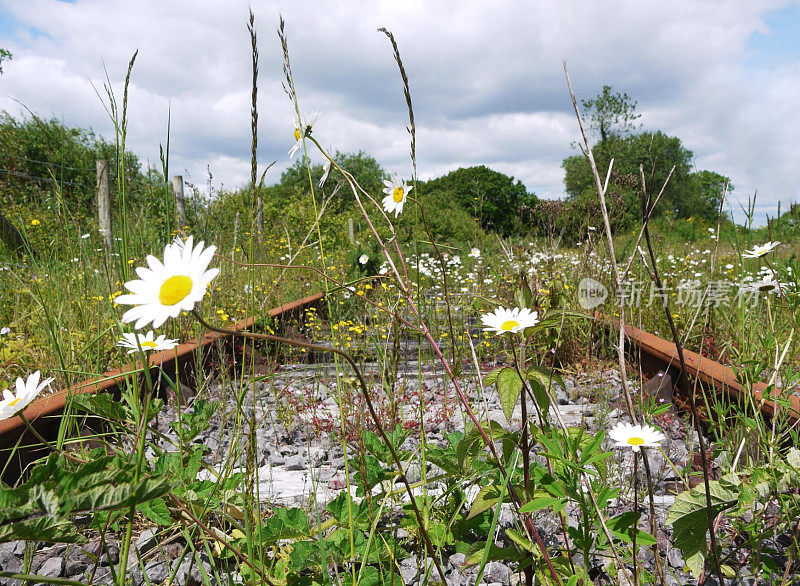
[581,85,641,141]
[417,165,538,237]
[0,112,146,215]
[562,131,731,235]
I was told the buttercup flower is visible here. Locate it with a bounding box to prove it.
[481,306,539,335]
[0,371,54,420]
[608,421,664,452]
[115,236,219,329]
[382,175,412,217]
[358,254,369,265]
[117,331,179,354]
[743,241,780,259]
[288,110,319,159]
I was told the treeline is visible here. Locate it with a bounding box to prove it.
[1,84,734,257]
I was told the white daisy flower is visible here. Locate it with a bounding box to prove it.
[382,175,412,217]
[117,331,179,354]
[288,109,319,159]
[358,254,369,265]
[319,160,331,188]
[743,241,780,259]
[744,275,780,294]
[115,236,219,330]
[481,306,539,335]
[0,327,9,335]
[0,371,54,420]
[469,248,481,259]
[608,421,664,452]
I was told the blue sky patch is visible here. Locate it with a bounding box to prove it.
[745,3,800,69]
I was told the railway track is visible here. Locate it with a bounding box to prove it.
[0,293,323,482]
[2,295,791,483]
[620,321,800,421]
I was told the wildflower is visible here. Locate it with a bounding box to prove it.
[0,327,9,335]
[288,110,319,158]
[743,241,780,259]
[115,236,219,329]
[30,219,40,226]
[382,175,412,217]
[358,254,369,265]
[319,160,331,187]
[745,275,780,293]
[0,371,54,420]
[608,421,664,452]
[469,248,481,259]
[81,233,90,239]
[117,331,179,354]
[481,306,539,335]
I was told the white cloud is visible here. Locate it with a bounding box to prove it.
[1,0,798,224]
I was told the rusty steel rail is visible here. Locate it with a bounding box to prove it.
[0,293,324,481]
[619,321,800,421]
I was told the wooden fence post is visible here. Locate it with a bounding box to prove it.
[172,175,186,230]
[96,159,112,251]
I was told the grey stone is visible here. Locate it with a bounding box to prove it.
[134,529,158,557]
[144,559,169,583]
[269,453,285,466]
[38,556,65,577]
[284,455,307,471]
[484,561,511,585]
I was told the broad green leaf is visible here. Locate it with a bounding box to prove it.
[666,473,740,577]
[467,485,504,519]
[139,497,172,525]
[495,367,523,424]
[606,511,657,546]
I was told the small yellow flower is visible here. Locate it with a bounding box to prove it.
[30,219,40,226]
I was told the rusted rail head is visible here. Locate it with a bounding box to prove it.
[0,293,324,481]
[619,321,800,422]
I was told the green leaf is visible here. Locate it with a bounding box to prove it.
[70,392,131,423]
[139,497,172,525]
[0,515,85,544]
[464,542,521,566]
[467,485,504,519]
[169,399,217,441]
[259,507,309,545]
[606,511,657,546]
[519,496,565,514]
[495,367,522,424]
[666,473,740,577]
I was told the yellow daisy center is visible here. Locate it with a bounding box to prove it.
[392,187,404,203]
[501,320,519,331]
[8,397,20,406]
[159,275,193,306]
[141,341,158,348]
[627,437,645,446]
[294,128,302,141]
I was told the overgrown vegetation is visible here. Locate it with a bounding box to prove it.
[1,25,800,586]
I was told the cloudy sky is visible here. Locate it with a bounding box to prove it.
[1,0,799,224]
